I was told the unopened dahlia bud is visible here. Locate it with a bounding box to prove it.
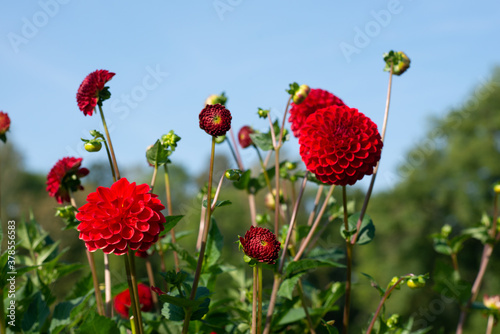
[199,104,232,137]
[84,140,102,152]
[264,189,284,211]
[225,169,242,181]
[483,295,500,310]
[494,182,500,194]
[238,126,254,148]
[383,50,411,76]
[257,108,269,119]
[407,276,426,289]
[292,84,311,104]
[205,92,227,106]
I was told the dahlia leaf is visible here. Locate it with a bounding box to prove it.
[77,311,119,334]
[146,139,170,167]
[232,169,251,190]
[249,132,274,151]
[284,259,345,278]
[21,291,50,333]
[205,218,223,269]
[278,272,306,300]
[340,212,376,245]
[321,320,340,334]
[202,199,232,209]
[49,296,87,334]
[160,215,184,237]
[276,307,307,326]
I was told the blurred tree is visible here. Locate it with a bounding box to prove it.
[353,68,500,333]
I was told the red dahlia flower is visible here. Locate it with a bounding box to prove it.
[199,104,232,137]
[76,178,166,255]
[238,125,254,148]
[0,111,11,143]
[46,157,89,204]
[76,69,115,116]
[239,226,281,264]
[299,105,383,186]
[288,88,345,138]
[114,283,153,318]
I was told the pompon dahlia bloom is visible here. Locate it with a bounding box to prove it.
[76,178,166,255]
[46,157,89,204]
[299,105,383,186]
[484,295,500,311]
[239,226,281,264]
[76,69,115,116]
[114,283,153,318]
[199,104,232,137]
[238,125,254,148]
[288,88,345,138]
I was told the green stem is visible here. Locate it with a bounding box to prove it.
[125,249,144,334]
[150,164,158,193]
[294,185,335,261]
[164,164,180,272]
[456,193,499,334]
[486,314,495,334]
[366,276,408,334]
[257,264,263,334]
[98,104,120,179]
[102,139,116,182]
[342,186,352,334]
[254,146,273,193]
[228,127,244,170]
[182,137,217,334]
[351,65,393,245]
[267,115,281,235]
[145,258,160,313]
[297,279,316,334]
[252,266,258,334]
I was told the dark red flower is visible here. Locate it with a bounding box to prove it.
[0,111,11,143]
[46,157,89,204]
[114,283,153,318]
[299,105,383,186]
[76,69,115,116]
[199,104,232,137]
[288,88,345,138]
[76,178,166,255]
[238,126,254,148]
[239,226,281,264]
[0,111,10,135]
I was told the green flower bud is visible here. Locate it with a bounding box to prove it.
[386,314,400,329]
[255,214,270,225]
[257,108,270,119]
[292,84,311,104]
[205,92,228,106]
[441,224,452,237]
[494,182,500,194]
[84,141,102,152]
[388,276,401,290]
[383,51,411,76]
[407,276,426,289]
[285,161,297,170]
[225,169,242,181]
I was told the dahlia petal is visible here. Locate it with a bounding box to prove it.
[130,231,144,243]
[121,226,135,240]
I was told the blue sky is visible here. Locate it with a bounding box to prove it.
[1,0,500,192]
